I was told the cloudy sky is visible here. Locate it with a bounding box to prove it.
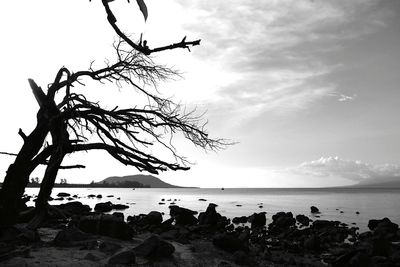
[0,0,400,187]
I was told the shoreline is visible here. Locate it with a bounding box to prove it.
[1,194,399,266]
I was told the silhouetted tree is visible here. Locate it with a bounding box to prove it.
[0,0,227,227]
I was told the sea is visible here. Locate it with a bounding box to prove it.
[25,187,400,232]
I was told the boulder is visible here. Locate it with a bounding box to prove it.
[213,233,247,253]
[248,212,266,228]
[296,214,310,226]
[112,212,124,220]
[112,204,129,210]
[232,216,248,224]
[108,250,136,265]
[310,206,320,213]
[57,192,71,197]
[133,235,175,258]
[96,194,102,198]
[198,203,221,225]
[58,201,91,215]
[53,227,96,247]
[169,205,198,225]
[94,201,113,212]
[99,241,123,254]
[145,211,163,225]
[87,194,96,198]
[269,212,295,232]
[78,214,134,240]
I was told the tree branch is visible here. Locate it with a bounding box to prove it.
[100,0,200,55]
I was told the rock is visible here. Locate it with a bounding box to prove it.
[96,194,102,198]
[145,211,163,225]
[232,216,248,224]
[312,220,337,230]
[57,192,70,197]
[368,218,398,237]
[53,227,96,247]
[169,205,198,225]
[87,194,96,198]
[234,250,254,266]
[296,214,310,226]
[158,202,165,205]
[133,235,175,258]
[269,212,295,233]
[198,203,222,225]
[54,197,64,201]
[213,233,247,253]
[84,252,101,261]
[112,212,124,220]
[67,197,74,201]
[310,206,320,213]
[72,195,78,198]
[58,201,91,215]
[304,234,320,250]
[198,198,207,201]
[108,250,136,265]
[248,212,266,228]
[94,201,113,212]
[78,214,134,240]
[112,204,129,210]
[107,195,114,197]
[99,241,123,254]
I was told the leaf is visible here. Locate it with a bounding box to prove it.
[136,0,148,21]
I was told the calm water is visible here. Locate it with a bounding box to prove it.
[25,187,400,232]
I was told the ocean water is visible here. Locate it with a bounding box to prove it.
[25,187,400,232]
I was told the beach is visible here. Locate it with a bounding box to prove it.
[0,187,399,266]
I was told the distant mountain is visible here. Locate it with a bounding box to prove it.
[98,174,183,188]
[352,176,400,188]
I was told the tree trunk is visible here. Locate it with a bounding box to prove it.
[0,117,49,226]
[29,114,69,229]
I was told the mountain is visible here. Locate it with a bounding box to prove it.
[98,174,183,188]
[352,176,400,188]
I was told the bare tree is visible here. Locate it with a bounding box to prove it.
[0,0,228,227]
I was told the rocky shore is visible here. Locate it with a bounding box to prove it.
[0,193,399,266]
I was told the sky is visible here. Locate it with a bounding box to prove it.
[0,0,400,187]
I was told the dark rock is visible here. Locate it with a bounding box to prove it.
[232,216,248,224]
[112,204,129,210]
[158,202,165,205]
[145,211,163,225]
[236,204,242,207]
[53,227,96,247]
[304,234,320,250]
[112,212,124,220]
[213,233,247,253]
[94,201,113,212]
[269,212,295,233]
[99,241,123,254]
[107,195,114,197]
[248,212,266,228]
[96,194,102,198]
[368,217,398,237]
[84,252,101,261]
[310,206,320,213]
[58,201,91,215]
[78,214,134,240]
[72,195,78,198]
[312,220,337,230]
[198,198,207,201]
[108,250,136,265]
[57,192,70,197]
[169,205,198,225]
[54,197,64,201]
[296,214,310,226]
[198,203,221,225]
[133,235,175,258]
[234,250,254,266]
[87,194,96,198]
[67,197,74,201]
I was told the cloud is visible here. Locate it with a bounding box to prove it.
[170,0,391,126]
[289,156,400,182]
